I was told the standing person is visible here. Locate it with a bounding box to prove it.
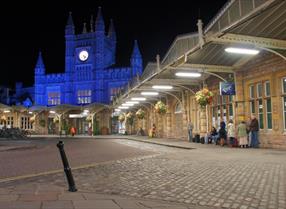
[237,120,248,148]
[218,121,227,146]
[188,121,193,142]
[227,119,235,147]
[250,115,259,148]
[246,116,251,148]
[152,124,156,138]
[70,126,76,137]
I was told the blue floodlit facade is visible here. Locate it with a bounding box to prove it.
[17,8,142,106]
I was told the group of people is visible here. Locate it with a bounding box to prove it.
[188,115,260,148]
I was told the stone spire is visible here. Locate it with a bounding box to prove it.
[65,12,75,35]
[82,22,87,34]
[131,40,142,59]
[35,51,45,75]
[108,19,116,40]
[36,51,45,68]
[95,7,105,32]
[90,15,94,32]
[130,40,143,76]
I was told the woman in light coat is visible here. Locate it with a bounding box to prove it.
[227,119,235,146]
[237,120,248,148]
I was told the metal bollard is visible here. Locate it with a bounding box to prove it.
[56,141,77,192]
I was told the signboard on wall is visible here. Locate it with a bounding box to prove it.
[219,82,236,95]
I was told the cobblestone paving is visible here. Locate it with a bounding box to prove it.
[1,139,286,209]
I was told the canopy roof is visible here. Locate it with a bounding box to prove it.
[113,0,286,110]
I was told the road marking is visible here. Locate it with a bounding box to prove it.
[0,154,158,183]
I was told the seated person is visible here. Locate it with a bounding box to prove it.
[204,126,219,144]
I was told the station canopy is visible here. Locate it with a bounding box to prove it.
[113,0,286,108]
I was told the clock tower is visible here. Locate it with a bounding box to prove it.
[33,7,143,106]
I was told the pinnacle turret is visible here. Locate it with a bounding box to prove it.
[108,19,116,40]
[35,51,45,75]
[90,15,94,32]
[65,12,75,35]
[82,22,87,33]
[95,7,105,32]
[131,40,142,58]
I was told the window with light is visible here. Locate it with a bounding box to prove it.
[77,90,91,104]
[48,92,61,106]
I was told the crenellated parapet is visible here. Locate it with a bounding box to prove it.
[46,73,65,83]
[76,33,95,41]
[105,67,132,80]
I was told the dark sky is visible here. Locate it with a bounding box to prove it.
[0,0,227,88]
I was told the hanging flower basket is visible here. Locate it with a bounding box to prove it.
[86,114,93,122]
[195,88,214,108]
[126,112,135,125]
[29,115,36,123]
[1,115,7,122]
[118,114,126,123]
[136,109,145,120]
[53,116,59,123]
[154,101,167,114]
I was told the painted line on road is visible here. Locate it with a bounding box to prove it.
[0,154,159,184]
[116,137,194,150]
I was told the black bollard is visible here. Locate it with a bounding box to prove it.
[56,141,77,192]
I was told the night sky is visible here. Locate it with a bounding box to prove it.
[0,0,227,88]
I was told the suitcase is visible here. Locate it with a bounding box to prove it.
[220,138,225,146]
[200,137,205,144]
[195,134,200,143]
[232,138,238,147]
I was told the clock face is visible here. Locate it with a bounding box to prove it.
[79,50,89,61]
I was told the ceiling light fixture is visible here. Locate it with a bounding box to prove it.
[225,47,259,55]
[126,101,139,104]
[175,72,201,77]
[118,106,129,109]
[131,97,146,101]
[122,103,134,106]
[152,85,173,90]
[141,92,159,96]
